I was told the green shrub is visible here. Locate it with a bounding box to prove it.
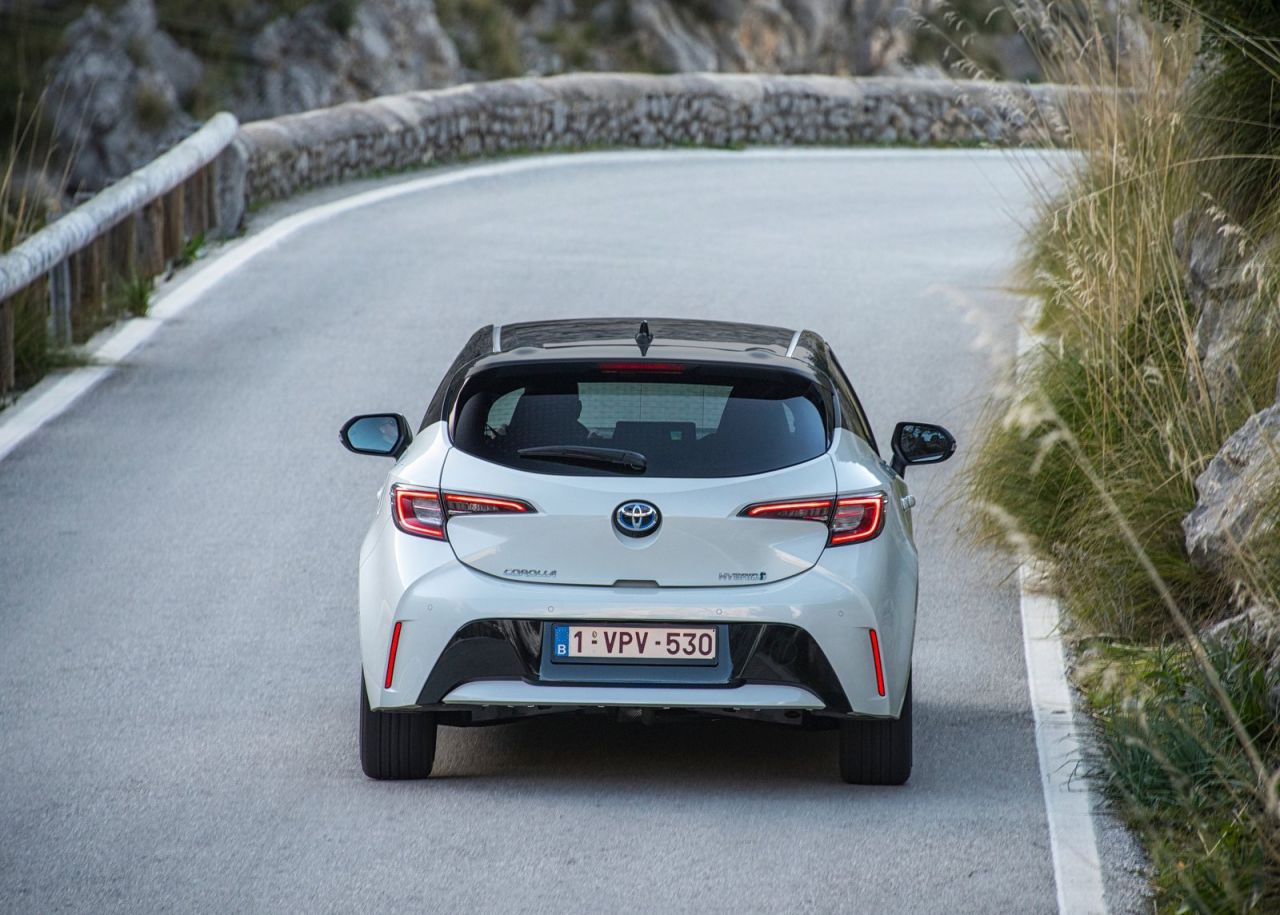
[323,0,358,36]
[133,83,172,130]
[1079,638,1280,911]
[1151,0,1280,221]
[437,0,524,78]
[108,273,154,319]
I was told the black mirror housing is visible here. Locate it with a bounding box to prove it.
[890,421,956,476]
[340,413,413,459]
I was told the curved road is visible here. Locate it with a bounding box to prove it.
[1,150,1129,913]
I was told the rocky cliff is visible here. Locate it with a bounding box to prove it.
[1176,208,1280,715]
[31,0,1040,192]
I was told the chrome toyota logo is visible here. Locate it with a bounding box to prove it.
[614,501,661,538]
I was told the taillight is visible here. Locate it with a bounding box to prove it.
[444,493,533,515]
[742,498,833,521]
[393,487,445,539]
[740,494,884,546]
[391,486,532,540]
[829,496,884,545]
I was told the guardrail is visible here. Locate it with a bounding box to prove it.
[0,113,240,399]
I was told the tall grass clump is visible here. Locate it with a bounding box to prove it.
[969,3,1280,638]
[1079,636,1280,909]
[1,95,73,393]
[959,1,1280,908]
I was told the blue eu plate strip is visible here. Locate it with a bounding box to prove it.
[552,625,570,658]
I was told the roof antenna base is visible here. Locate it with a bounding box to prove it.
[635,320,653,356]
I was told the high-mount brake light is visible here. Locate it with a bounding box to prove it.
[392,486,533,540]
[596,361,687,373]
[740,494,885,546]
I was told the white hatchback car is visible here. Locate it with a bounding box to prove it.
[341,318,954,783]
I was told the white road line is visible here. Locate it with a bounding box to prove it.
[0,147,1025,465]
[1020,567,1108,915]
[1015,326,1108,915]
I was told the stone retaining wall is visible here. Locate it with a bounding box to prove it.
[234,73,1081,205]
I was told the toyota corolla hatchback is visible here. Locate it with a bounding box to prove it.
[341,318,955,784]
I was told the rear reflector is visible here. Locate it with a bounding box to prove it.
[869,628,886,697]
[384,621,403,689]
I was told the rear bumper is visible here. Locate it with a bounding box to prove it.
[361,549,916,719]
[413,618,850,712]
[442,681,825,710]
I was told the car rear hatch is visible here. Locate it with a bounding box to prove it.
[438,358,837,587]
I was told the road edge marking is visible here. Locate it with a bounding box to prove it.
[1019,565,1108,915]
[0,146,1038,465]
[1015,324,1108,915]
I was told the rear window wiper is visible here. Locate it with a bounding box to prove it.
[517,445,647,474]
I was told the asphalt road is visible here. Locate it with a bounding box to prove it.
[1,149,1128,913]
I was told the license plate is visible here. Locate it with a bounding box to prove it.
[552,624,717,662]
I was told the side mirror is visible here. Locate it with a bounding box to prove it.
[340,413,412,459]
[890,421,956,476]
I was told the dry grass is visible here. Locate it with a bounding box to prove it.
[955,1,1280,908]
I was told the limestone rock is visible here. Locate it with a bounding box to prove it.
[626,0,921,77]
[629,0,719,72]
[234,0,461,121]
[45,0,201,192]
[1173,209,1277,406]
[1183,400,1280,574]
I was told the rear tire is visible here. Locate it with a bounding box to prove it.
[360,673,437,780]
[839,677,912,785]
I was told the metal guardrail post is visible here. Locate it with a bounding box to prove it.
[0,296,14,398]
[48,260,73,347]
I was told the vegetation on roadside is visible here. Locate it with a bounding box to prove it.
[1079,638,1280,910]
[109,273,155,319]
[966,1,1280,909]
[2,97,75,394]
[437,0,526,78]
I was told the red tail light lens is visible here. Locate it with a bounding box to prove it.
[742,498,834,521]
[829,496,884,545]
[444,493,533,515]
[740,494,884,546]
[392,487,446,539]
[392,486,533,540]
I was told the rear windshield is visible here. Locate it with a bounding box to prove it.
[452,362,832,478]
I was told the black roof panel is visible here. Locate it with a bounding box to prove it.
[498,317,797,357]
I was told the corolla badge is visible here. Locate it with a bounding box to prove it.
[614,501,661,538]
